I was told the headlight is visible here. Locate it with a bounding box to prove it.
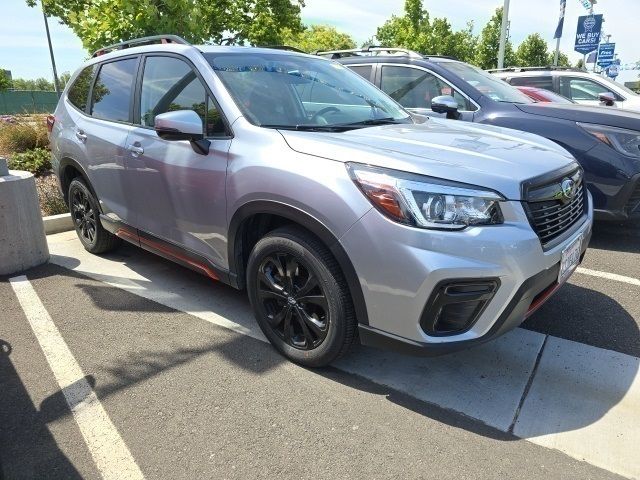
[347,163,504,230]
[578,122,640,158]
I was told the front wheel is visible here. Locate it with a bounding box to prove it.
[246,226,356,367]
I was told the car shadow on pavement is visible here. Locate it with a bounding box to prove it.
[22,257,639,445]
[590,220,640,254]
[0,339,83,480]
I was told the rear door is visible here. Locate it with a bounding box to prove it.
[377,65,477,120]
[80,56,139,224]
[125,54,231,267]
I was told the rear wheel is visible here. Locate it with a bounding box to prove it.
[68,178,121,254]
[247,226,356,367]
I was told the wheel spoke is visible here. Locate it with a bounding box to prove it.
[282,308,293,344]
[295,272,319,297]
[296,307,326,339]
[258,288,287,303]
[284,256,298,292]
[297,294,327,311]
[267,305,289,328]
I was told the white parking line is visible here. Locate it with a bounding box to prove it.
[9,275,146,480]
[577,267,640,287]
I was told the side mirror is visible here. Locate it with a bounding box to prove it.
[154,110,210,155]
[598,92,616,107]
[431,95,460,120]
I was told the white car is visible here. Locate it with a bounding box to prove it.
[490,67,640,112]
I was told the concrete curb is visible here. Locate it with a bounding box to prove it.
[43,213,74,235]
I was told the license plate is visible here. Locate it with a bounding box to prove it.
[558,234,582,284]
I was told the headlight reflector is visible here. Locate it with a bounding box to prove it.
[578,122,640,158]
[347,163,504,230]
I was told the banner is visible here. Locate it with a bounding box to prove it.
[554,0,567,39]
[597,43,616,67]
[574,14,603,54]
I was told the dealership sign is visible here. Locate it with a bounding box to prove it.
[597,43,615,67]
[574,14,603,54]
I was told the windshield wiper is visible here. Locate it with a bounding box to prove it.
[260,124,350,131]
[335,117,411,128]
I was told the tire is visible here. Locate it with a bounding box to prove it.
[68,178,121,254]
[247,226,356,367]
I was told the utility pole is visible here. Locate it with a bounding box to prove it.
[41,1,61,97]
[497,0,510,69]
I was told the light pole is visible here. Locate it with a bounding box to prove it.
[41,1,61,97]
[497,0,510,69]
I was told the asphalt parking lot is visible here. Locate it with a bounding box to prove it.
[2,221,639,480]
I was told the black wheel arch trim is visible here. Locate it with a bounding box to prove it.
[228,200,370,327]
[58,156,100,207]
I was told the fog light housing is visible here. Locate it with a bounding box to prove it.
[420,279,500,336]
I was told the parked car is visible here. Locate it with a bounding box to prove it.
[489,67,640,111]
[50,36,592,367]
[330,48,640,221]
[515,86,574,104]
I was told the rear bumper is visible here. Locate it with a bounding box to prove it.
[358,231,590,357]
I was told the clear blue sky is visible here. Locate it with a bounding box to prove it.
[1,0,638,83]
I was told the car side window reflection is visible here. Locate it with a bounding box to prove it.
[140,56,226,137]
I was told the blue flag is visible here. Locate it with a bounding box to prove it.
[554,0,566,39]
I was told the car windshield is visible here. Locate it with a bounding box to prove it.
[598,75,639,97]
[437,61,534,104]
[205,52,412,130]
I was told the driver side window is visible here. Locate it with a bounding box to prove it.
[139,56,226,137]
[380,66,474,111]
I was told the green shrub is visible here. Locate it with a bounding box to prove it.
[0,117,48,156]
[8,147,52,176]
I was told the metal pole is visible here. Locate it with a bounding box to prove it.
[497,0,510,69]
[554,37,561,66]
[41,1,60,97]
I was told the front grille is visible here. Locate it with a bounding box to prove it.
[524,169,587,248]
[626,183,640,216]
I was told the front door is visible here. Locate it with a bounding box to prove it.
[378,65,477,120]
[125,54,231,268]
[559,76,623,108]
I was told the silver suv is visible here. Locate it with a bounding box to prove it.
[50,36,593,367]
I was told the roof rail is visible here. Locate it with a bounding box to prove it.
[314,46,424,60]
[92,35,191,58]
[260,45,308,54]
[487,66,585,73]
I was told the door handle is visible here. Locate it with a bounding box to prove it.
[75,130,87,142]
[127,144,144,157]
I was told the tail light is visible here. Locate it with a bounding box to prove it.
[46,114,55,134]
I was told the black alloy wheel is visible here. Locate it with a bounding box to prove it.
[71,187,97,245]
[257,252,329,350]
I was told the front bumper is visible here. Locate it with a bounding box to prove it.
[339,194,593,356]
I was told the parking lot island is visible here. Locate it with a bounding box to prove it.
[0,158,50,275]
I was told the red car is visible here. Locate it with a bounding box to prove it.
[515,86,574,104]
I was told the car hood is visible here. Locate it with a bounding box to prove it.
[280,119,577,200]
[515,103,640,130]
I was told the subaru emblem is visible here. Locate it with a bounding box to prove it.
[561,178,576,200]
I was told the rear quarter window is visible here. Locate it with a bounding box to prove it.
[67,65,96,112]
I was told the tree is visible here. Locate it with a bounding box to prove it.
[11,77,54,91]
[281,25,356,53]
[29,0,305,53]
[576,58,585,69]
[549,51,571,67]
[375,0,477,62]
[474,7,515,69]
[516,34,549,67]
[0,70,11,91]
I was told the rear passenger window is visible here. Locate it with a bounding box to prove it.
[67,65,95,112]
[90,58,137,122]
[508,76,554,91]
[348,65,373,81]
[139,56,226,137]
